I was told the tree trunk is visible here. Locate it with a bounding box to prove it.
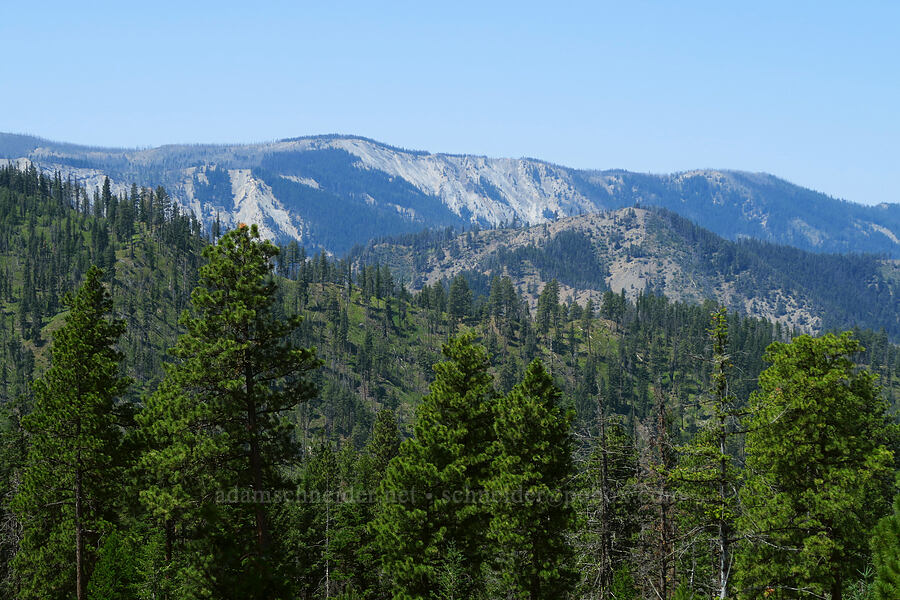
[718,419,729,599]
[598,391,612,591]
[324,495,331,599]
[653,385,674,600]
[245,368,271,556]
[165,519,173,563]
[75,456,85,600]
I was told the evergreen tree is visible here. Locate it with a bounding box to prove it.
[12,266,131,600]
[374,334,495,599]
[299,439,340,598]
[670,309,740,598]
[871,476,900,600]
[536,280,560,336]
[329,411,401,598]
[447,275,473,326]
[581,298,594,355]
[487,358,577,598]
[600,290,626,327]
[574,415,641,599]
[737,333,897,599]
[367,409,402,477]
[137,224,319,599]
[86,531,140,600]
[0,395,28,598]
[635,385,678,598]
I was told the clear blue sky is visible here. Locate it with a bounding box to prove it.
[1,1,897,205]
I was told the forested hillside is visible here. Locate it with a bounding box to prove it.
[355,207,900,338]
[0,164,204,402]
[0,164,899,598]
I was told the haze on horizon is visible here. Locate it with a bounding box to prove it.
[1,1,897,206]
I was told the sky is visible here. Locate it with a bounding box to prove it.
[1,1,897,205]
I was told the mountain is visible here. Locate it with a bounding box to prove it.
[3,153,900,600]
[2,161,897,423]
[354,207,900,338]
[2,132,899,256]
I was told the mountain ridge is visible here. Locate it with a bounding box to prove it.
[354,206,900,338]
[2,132,898,257]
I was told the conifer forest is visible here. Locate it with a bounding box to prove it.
[1,164,899,600]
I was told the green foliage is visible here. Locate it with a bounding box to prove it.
[536,280,560,335]
[434,543,470,600]
[737,333,898,598]
[12,265,132,599]
[492,230,610,291]
[654,207,900,337]
[0,164,202,400]
[87,531,140,600]
[845,566,875,600]
[487,358,577,597]
[609,564,638,600]
[295,416,401,600]
[447,275,472,325]
[669,309,741,597]
[361,205,900,339]
[573,419,640,597]
[339,418,399,597]
[2,162,900,599]
[136,224,320,598]
[871,476,900,600]
[374,334,496,598]
[671,581,702,600]
[367,409,402,478]
[8,133,900,258]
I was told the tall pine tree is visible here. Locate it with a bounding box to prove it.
[13,265,131,600]
[871,476,900,600]
[374,334,496,599]
[330,410,401,598]
[137,224,319,599]
[670,309,741,598]
[487,358,577,598]
[737,333,896,599]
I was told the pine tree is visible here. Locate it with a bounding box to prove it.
[574,399,641,598]
[0,394,28,598]
[86,531,140,600]
[137,224,319,599]
[447,275,472,326]
[536,280,560,336]
[737,333,897,599]
[374,334,496,599]
[582,298,594,355]
[636,385,677,599]
[367,409,402,478]
[101,177,112,217]
[329,412,401,598]
[12,265,131,600]
[487,358,577,598]
[302,439,340,598]
[871,476,900,600]
[669,309,740,598]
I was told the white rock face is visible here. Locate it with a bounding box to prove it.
[277,137,598,227]
[228,169,303,241]
[280,174,320,189]
[870,222,900,244]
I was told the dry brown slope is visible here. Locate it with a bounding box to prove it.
[362,208,897,333]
